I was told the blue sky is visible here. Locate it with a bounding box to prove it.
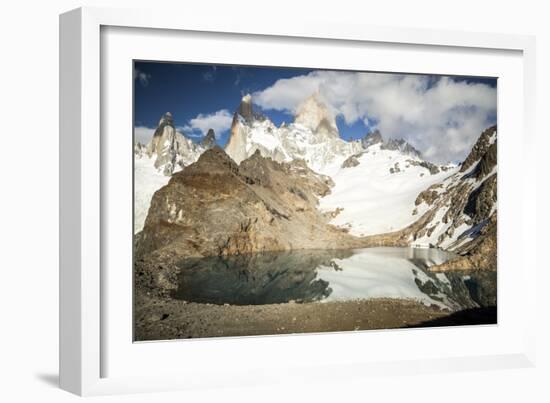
[134,61,497,162]
[134,62,316,146]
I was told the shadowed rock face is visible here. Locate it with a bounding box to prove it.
[361,130,383,148]
[431,214,497,272]
[381,138,422,159]
[460,125,497,173]
[474,141,497,179]
[135,147,360,260]
[341,154,360,168]
[200,129,217,149]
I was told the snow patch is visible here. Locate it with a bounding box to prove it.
[320,149,458,236]
[134,155,171,233]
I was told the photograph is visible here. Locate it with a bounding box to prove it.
[3,0,546,400]
[133,61,497,341]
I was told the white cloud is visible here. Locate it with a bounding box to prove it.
[177,127,204,138]
[184,109,233,139]
[202,66,217,82]
[253,71,496,163]
[133,68,151,87]
[134,126,155,144]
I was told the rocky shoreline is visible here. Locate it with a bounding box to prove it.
[134,294,467,341]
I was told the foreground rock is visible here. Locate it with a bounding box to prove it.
[137,147,360,258]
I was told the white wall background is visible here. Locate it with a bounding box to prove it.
[0,0,548,401]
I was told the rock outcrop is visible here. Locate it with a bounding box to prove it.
[135,147,360,260]
[430,215,497,272]
[361,129,383,148]
[341,154,360,168]
[381,138,422,159]
[460,125,497,173]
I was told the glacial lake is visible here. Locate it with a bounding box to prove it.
[173,247,496,311]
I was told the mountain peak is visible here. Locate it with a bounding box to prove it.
[382,138,422,159]
[225,92,362,170]
[157,112,174,128]
[361,130,383,148]
[238,94,254,122]
[294,93,339,137]
[201,128,216,149]
[361,129,422,159]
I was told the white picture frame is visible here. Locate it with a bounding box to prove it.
[59,6,537,396]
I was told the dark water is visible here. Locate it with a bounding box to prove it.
[173,247,496,310]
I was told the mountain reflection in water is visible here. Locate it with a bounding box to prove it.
[173,247,496,310]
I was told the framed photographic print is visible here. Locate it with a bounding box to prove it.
[60,6,537,396]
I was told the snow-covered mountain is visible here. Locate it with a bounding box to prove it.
[134,112,213,233]
[221,91,473,242]
[409,126,497,251]
[138,112,207,176]
[320,138,456,236]
[225,93,363,174]
[320,125,497,261]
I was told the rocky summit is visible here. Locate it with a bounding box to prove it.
[361,129,383,148]
[200,128,217,149]
[135,147,361,261]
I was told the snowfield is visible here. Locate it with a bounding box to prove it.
[134,155,171,233]
[319,144,458,236]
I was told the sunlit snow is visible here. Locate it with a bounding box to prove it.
[319,145,458,236]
